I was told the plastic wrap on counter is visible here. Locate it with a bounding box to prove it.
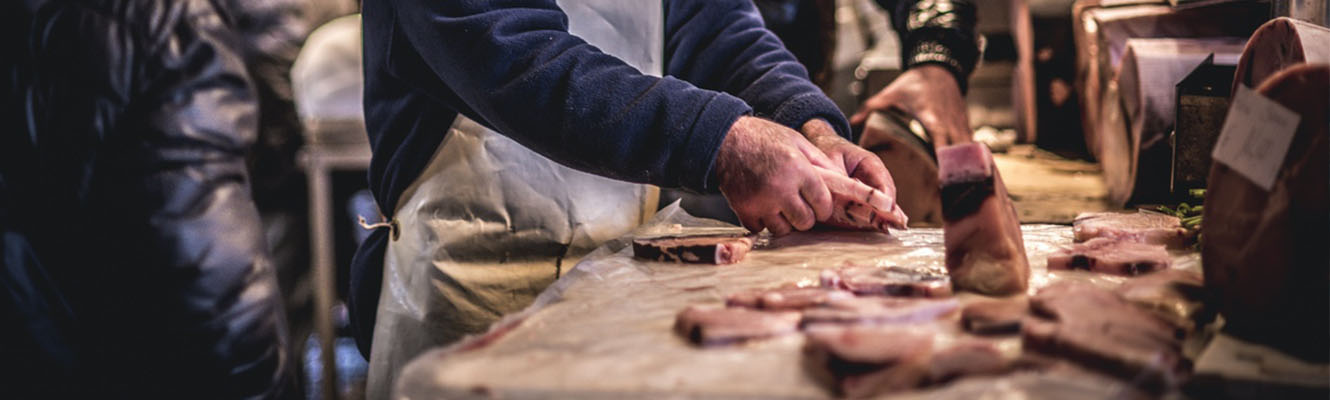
[394,203,1203,399]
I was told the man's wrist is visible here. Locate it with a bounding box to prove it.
[689,93,752,193]
[801,118,839,140]
[908,64,964,94]
[904,38,974,94]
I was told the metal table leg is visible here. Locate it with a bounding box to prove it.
[307,158,339,400]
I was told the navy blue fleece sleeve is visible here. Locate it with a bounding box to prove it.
[390,0,752,192]
[664,0,851,140]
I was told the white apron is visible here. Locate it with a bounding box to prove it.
[365,1,663,398]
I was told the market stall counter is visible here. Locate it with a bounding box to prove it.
[393,203,1205,399]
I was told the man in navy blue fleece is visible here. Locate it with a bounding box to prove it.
[351,0,902,367]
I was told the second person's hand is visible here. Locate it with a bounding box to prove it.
[850,64,973,149]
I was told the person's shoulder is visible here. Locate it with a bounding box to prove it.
[21,0,201,66]
[42,0,204,28]
[667,0,751,14]
[59,0,233,52]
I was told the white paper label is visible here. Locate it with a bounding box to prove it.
[1211,85,1301,191]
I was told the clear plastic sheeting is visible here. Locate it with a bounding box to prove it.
[394,203,1201,399]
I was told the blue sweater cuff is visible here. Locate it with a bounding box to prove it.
[766,92,853,141]
[681,92,752,193]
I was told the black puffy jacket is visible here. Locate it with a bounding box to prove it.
[1,0,291,397]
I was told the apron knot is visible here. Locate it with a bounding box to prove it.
[358,215,400,241]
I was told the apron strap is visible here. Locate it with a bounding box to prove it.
[357,215,399,241]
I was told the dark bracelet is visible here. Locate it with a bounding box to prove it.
[905,40,970,94]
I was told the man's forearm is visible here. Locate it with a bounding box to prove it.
[876,0,980,93]
[391,0,755,192]
[665,0,851,140]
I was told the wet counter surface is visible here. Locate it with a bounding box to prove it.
[395,205,1200,399]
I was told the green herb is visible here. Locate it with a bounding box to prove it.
[1153,190,1206,249]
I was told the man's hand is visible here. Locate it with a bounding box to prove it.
[802,119,907,230]
[802,119,897,200]
[850,64,972,148]
[715,116,835,236]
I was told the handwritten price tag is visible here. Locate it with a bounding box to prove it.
[1211,85,1301,191]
